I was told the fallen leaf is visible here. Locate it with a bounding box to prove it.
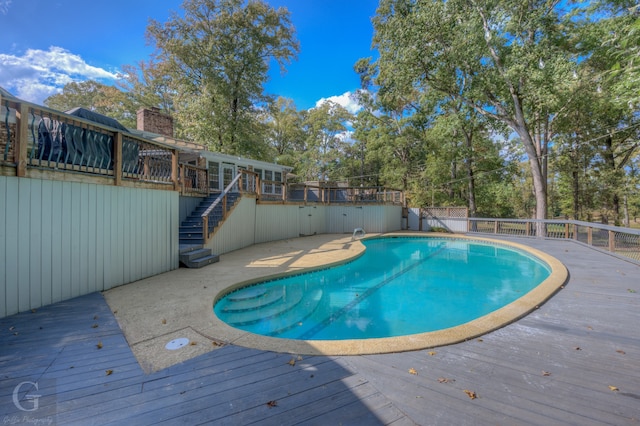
[477,338,483,342]
[189,341,197,346]
[627,289,636,293]
[113,310,118,314]
[542,371,551,376]
[287,358,296,366]
[105,370,113,376]
[266,400,278,407]
[609,385,619,392]
[91,324,99,329]
[437,377,454,383]
[212,341,223,347]
[409,368,418,375]
[574,347,581,351]
[463,390,477,399]
[616,350,626,355]
[96,342,103,349]
[162,319,167,324]
[587,326,593,330]
[428,351,437,356]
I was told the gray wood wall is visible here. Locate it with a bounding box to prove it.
[0,176,179,318]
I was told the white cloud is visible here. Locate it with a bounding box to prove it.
[0,46,119,105]
[0,0,11,15]
[314,91,362,115]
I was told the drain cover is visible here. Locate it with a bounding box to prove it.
[165,337,190,350]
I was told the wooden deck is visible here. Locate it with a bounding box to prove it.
[1,237,639,425]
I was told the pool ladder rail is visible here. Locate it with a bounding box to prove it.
[352,227,366,241]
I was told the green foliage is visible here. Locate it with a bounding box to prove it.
[146,0,299,158]
[44,80,136,128]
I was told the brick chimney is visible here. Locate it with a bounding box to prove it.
[136,107,174,138]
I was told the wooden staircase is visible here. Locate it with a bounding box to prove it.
[179,192,240,268]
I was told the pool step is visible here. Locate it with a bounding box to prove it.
[223,286,305,326]
[222,288,285,313]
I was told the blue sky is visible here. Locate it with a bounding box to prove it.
[0,0,379,112]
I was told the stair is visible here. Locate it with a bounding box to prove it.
[179,246,219,268]
[178,192,240,268]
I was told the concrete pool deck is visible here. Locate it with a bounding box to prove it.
[103,232,568,372]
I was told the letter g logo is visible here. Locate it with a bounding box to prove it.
[12,381,41,412]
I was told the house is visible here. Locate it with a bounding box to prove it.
[0,87,403,318]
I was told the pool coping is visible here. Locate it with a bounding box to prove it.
[210,232,569,356]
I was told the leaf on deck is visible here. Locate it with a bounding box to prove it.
[463,390,477,400]
[408,368,418,375]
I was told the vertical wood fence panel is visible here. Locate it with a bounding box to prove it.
[0,176,179,317]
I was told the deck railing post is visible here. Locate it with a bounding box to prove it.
[587,227,593,246]
[202,215,209,244]
[573,223,578,240]
[608,230,615,252]
[172,149,179,191]
[494,220,499,234]
[113,132,123,186]
[15,103,29,177]
[565,223,570,239]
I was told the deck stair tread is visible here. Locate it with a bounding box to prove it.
[177,192,240,267]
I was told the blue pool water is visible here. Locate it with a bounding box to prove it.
[214,237,551,340]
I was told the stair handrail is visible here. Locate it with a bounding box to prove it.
[200,170,256,243]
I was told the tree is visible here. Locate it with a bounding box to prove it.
[366,0,587,223]
[300,101,352,182]
[44,80,135,128]
[264,96,305,165]
[146,0,299,158]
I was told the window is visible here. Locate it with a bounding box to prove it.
[274,171,282,195]
[208,161,219,190]
[264,170,273,194]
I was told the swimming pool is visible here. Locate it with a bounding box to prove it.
[214,236,561,343]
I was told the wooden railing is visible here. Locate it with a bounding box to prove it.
[201,169,258,243]
[286,184,404,205]
[1,93,179,189]
[446,217,640,264]
[179,163,209,195]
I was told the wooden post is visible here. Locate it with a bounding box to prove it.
[222,195,227,220]
[113,132,123,186]
[587,227,593,246]
[304,185,308,204]
[202,216,209,244]
[256,176,261,200]
[608,230,615,252]
[179,164,185,193]
[565,223,570,239]
[573,224,578,240]
[282,182,286,202]
[172,149,179,191]
[15,103,29,177]
[494,220,499,234]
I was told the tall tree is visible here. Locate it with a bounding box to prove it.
[146,0,299,158]
[366,0,585,222]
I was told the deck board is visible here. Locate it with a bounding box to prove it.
[1,237,639,425]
